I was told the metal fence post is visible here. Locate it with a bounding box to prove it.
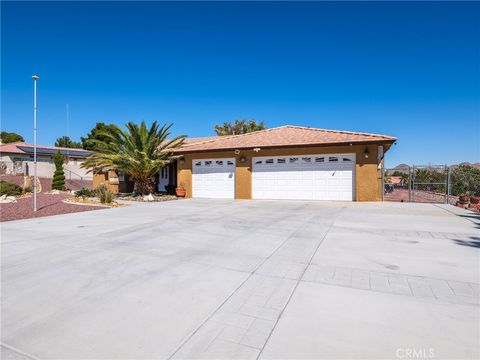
[446,165,451,205]
[381,167,385,201]
[408,166,412,202]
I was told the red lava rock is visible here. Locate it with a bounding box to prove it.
[0,193,106,222]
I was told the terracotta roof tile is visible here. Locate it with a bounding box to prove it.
[177,125,396,153]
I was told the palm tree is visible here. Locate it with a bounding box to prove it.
[81,121,185,194]
[214,119,265,136]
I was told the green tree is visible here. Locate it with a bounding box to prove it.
[52,153,66,190]
[0,131,24,143]
[55,136,82,148]
[81,121,185,194]
[214,119,266,136]
[81,122,121,150]
[451,164,480,196]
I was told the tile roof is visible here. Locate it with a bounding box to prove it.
[0,142,26,154]
[0,142,90,156]
[177,125,396,153]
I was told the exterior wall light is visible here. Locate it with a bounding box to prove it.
[234,149,241,155]
[364,147,370,159]
[240,156,246,163]
[253,147,261,152]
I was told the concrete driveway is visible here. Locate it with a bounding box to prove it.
[1,200,479,360]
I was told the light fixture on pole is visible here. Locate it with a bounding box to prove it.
[32,75,39,211]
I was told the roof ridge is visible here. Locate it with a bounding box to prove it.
[181,126,288,148]
[10,142,89,152]
[283,125,396,139]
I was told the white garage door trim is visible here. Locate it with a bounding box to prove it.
[252,153,355,201]
[192,158,235,199]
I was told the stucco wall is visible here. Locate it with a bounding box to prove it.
[177,144,383,201]
[92,171,119,193]
[0,155,92,179]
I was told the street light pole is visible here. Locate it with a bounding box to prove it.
[32,75,39,211]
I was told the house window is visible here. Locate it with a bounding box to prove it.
[329,156,338,162]
[277,158,286,164]
[289,157,298,163]
[315,157,324,163]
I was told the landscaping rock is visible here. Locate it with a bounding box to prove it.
[143,193,155,202]
[51,189,60,195]
[0,194,17,204]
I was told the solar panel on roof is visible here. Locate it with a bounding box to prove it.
[17,146,92,157]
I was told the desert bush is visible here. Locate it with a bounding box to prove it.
[0,181,22,196]
[100,191,113,204]
[75,187,96,197]
[95,184,114,204]
[451,164,480,196]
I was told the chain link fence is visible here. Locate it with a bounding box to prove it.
[383,165,452,204]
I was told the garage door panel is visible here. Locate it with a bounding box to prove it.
[252,154,355,201]
[192,158,235,199]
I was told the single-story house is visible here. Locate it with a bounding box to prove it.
[96,125,396,201]
[0,141,93,179]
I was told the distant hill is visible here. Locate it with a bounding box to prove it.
[392,162,480,169]
[393,163,410,171]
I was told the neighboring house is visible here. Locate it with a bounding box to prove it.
[96,125,396,201]
[0,141,93,180]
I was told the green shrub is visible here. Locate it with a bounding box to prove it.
[52,153,66,190]
[0,181,22,196]
[100,191,113,204]
[75,187,96,197]
[95,184,114,204]
[451,164,480,196]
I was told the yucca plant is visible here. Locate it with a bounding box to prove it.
[81,121,185,195]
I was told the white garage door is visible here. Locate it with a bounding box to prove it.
[252,154,355,201]
[192,158,235,199]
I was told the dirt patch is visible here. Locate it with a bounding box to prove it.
[0,193,106,222]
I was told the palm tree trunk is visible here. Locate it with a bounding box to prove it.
[134,177,154,195]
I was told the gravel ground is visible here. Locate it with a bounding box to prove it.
[0,193,106,222]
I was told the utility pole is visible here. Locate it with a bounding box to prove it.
[32,75,39,211]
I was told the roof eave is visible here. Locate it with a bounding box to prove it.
[175,139,397,154]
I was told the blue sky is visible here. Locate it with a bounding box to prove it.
[1,1,479,167]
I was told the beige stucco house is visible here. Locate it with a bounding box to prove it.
[95,125,396,201]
